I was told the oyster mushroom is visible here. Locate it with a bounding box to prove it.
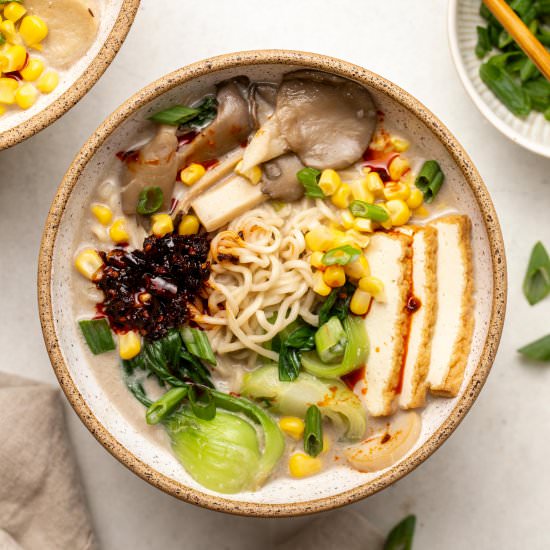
[261,153,305,201]
[241,70,376,172]
[181,78,253,164]
[121,125,179,214]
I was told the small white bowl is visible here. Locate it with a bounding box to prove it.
[449,0,550,157]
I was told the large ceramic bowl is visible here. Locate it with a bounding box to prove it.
[0,0,140,151]
[38,50,507,516]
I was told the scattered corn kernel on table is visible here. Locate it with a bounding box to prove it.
[1,0,549,548]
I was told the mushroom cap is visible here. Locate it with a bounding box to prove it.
[276,70,377,170]
[261,153,305,201]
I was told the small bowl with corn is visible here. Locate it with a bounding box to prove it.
[0,0,139,150]
[38,51,506,516]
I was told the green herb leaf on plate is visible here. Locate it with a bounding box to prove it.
[384,515,416,550]
[523,241,550,305]
[518,334,550,362]
[296,167,325,199]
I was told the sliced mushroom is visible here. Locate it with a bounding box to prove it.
[276,70,377,170]
[344,412,421,473]
[120,125,179,214]
[249,82,278,127]
[181,78,253,164]
[261,153,305,201]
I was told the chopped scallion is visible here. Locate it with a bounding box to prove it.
[136,186,163,215]
[415,160,445,203]
[79,319,116,355]
[303,405,323,457]
[321,245,361,266]
[349,200,389,222]
[146,387,188,425]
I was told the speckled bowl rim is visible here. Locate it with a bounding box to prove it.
[38,50,507,517]
[0,0,140,151]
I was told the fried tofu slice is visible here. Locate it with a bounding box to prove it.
[360,232,412,416]
[426,215,474,397]
[398,226,438,409]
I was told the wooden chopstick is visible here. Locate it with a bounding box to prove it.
[483,0,550,81]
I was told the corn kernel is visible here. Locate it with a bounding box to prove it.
[385,199,411,226]
[345,255,370,280]
[74,249,103,280]
[383,181,411,201]
[279,417,305,440]
[151,213,174,237]
[36,70,58,93]
[4,2,26,22]
[0,20,18,43]
[345,229,370,249]
[378,204,393,230]
[331,183,352,209]
[323,265,346,288]
[235,160,262,185]
[350,178,375,203]
[178,214,199,235]
[119,331,141,360]
[309,251,325,269]
[180,163,206,186]
[0,44,26,72]
[289,452,322,478]
[14,83,37,109]
[0,77,17,104]
[305,226,334,252]
[321,434,331,454]
[390,137,410,153]
[350,288,372,315]
[19,15,48,45]
[318,169,341,196]
[407,187,424,209]
[388,156,410,181]
[109,218,130,243]
[312,270,331,296]
[359,276,385,301]
[340,210,355,230]
[366,171,385,197]
[20,57,44,81]
[353,218,374,233]
[91,203,113,226]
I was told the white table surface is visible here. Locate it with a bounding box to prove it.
[1,0,549,548]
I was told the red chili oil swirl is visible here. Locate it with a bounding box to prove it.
[362,149,399,182]
[342,365,366,391]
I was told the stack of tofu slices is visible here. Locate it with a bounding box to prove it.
[352,215,474,416]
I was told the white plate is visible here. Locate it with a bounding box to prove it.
[448,0,550,157]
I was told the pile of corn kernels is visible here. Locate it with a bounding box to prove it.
[0,1,59,116]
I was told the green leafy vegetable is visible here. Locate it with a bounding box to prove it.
[415,160,445,203]
[384,515,416,550]
[122,360,152,407]
[146,387,188,425]
[315,316,347,364]
[321,245,361,266]
[180,326,217,365]
[523,241,550,305]
[476,26,491,58]
[349,200,389,222]
[296,167,325,199]
[79,319,116,355]
[318,282,356,326]
[524,78,550,111]
[149,96,217,128]
[302,315,368,378]
[518,334,550,361]
[136,186,163,215]
[241,366,366,440]
[188,385,216,420]
[304,405,323,457]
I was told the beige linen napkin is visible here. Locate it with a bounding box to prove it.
[0,373,98,550]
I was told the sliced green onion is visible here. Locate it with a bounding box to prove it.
[136,186,163,215]
[146,387,188,425]
[149,105,199,126]
[475,26,491,59]
[296,167,325,199]
[415,160,445,203]
[384,515,416,550]
[479,62,532,117]
[188,386,216,420]
[180,327,217,365]
[523,241,550,305]
[518,334,550,362]
[79,319,116,355]
[314,316,347,364]
[349,200,389,222]
[303,405,323,457]
[321,245,361,266]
